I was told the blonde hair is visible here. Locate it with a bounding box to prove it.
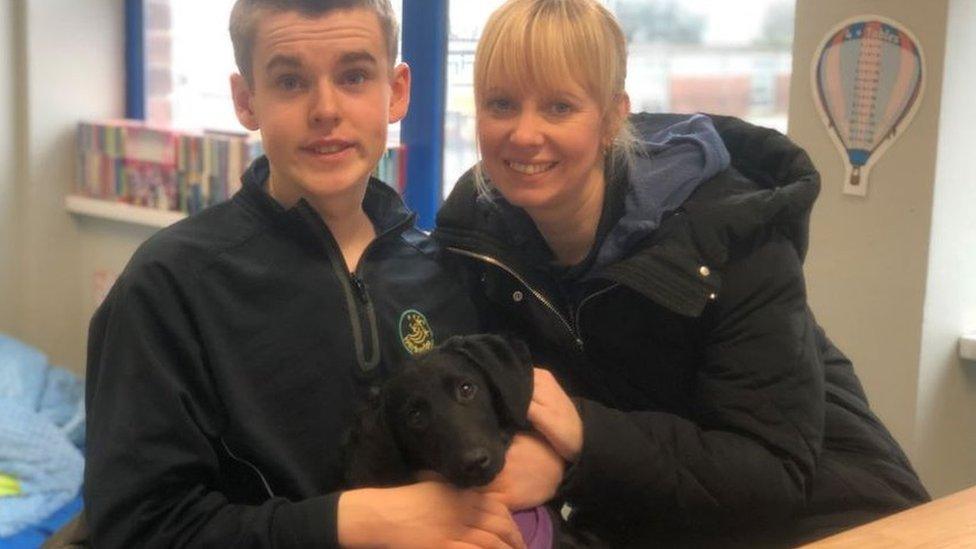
[473,0,637,192]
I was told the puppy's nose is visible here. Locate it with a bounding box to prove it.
[462,448,492,475]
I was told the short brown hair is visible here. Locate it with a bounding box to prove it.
[229,0,399,84]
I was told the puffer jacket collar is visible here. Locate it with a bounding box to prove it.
[435,114,821,317]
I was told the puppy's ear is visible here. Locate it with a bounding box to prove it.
[343,395,413,488]
[445,334,533,430]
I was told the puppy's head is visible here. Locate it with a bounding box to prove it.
[382,334,533,487]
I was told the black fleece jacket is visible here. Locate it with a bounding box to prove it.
[434,114,929,547]
[84,157,482,548]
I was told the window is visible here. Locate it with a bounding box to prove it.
[443,0,795,196]
[141,0,403,137]
[153,0,240,131]
[131,1,795,212]
[445,1,507,198]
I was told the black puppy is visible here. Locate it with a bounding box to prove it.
[343,334,605,549]
[345,333,533,489]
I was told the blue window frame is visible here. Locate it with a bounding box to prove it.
[400,0,447,229]
[125,0,145,120]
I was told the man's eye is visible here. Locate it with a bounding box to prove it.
[343,70,368,86]
[456,381,477,401]
[276,75,304,91]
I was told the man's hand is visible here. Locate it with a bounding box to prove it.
[337,482,526,549]
[478,432,565,511]
[527,368,583,463]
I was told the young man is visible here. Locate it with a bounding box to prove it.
[84,1,524,547]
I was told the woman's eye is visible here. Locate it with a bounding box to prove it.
[487,98,514,113]
[549,102,572,115]
[457,382,477,400]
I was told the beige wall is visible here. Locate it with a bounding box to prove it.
[14,0,136,373]
[913,0,976,498]
[0,1,22,336]
[788,0,976,497]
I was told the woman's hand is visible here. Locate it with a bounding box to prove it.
[478,432,565,511]
[338,482,526,549]
[527,368,583,463]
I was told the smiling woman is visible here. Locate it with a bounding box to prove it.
[471,0,632,268]
[442,0,795,198]
[432,0,929,546]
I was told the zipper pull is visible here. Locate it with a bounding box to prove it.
[569,303,584,351]
[350,273,369,303]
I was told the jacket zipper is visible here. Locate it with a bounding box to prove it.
[346,270,381,372]
[571,282,620,341]
[346,213,416,371]
[447,247,600,351]
[299,206,413,374]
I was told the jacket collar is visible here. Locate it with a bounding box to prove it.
[234,155,415,237]
[598,115,821,316]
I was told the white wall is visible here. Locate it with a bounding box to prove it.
[0,1,22,335]
[913,0,976,498]
[15,0,130,372]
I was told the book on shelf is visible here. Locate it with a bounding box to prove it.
[75,120,406,217]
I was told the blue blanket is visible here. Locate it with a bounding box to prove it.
[0,495,83,549]
[0,334,85,539]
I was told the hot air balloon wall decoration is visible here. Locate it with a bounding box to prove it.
[811,16,925,197]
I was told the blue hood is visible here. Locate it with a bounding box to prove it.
[594,113,730,271]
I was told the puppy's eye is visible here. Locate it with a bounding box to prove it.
[456,381,477,401]
[406,408,426,429]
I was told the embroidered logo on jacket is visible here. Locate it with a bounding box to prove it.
[399,309,434,354]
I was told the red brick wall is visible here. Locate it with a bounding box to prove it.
[776,73,791,113]
[669,75,752,117]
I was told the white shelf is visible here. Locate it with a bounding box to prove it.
[65,195,186,228]
[961,333,976,362]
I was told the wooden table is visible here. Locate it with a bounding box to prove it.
[801,485,976,547]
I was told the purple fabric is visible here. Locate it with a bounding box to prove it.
[512,506,554,549]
